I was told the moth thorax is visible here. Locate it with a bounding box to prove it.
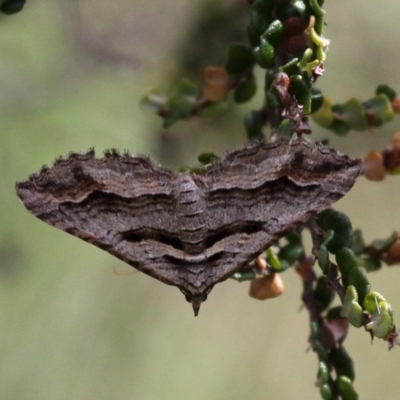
[176,175,207,255]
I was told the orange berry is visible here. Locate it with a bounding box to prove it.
[249,274,284,300]
[363,151,386,181]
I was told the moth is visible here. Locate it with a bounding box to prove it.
[16,138,362,315]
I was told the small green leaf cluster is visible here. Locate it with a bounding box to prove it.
[316,209,395,341]
[274,230,304,271]
[310,305,358,399]
[142,0,332,134]
[141,0,400,397]
[245,0,330,138]
[140,76,230,128]
[312,85,398,135]
[141,80,205,128]
[140,42,260,128]
[317,341,358,400]
[226,44,257,104]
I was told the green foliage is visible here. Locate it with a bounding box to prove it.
[317,210,354,254]
[6,0,400,399]
[139,1,400,397]
[341,286,364,328]
[233,74,257,103]
[244,110,264,141]
[197,151,219,165]
[337,376,359,400]
[312,88,397,134]
[225,43,255,75]
[277,231,304,270]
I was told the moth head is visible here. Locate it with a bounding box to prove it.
[180,286,214,317]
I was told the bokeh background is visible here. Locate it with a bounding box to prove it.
[2,1,400,399]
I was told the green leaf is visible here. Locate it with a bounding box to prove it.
[290,74,312,114]
[225,44,255,75]
[330,119,351,136]
[364,293,394,338]
[376,84,397,101]
[317,361,330,384]
[234,75,257,103]
[256,38,275,68]
[276,119,294,138]
[320,384,333,400]
[252,0,275,13]
[347,267,370,306]
[335,248,358,286]
[313,276,332,312]
[363,292,392,314]
[357,257,381,272]
[369,310,394,339]
[313,339,329,361]
[290,0,307,16]
[279,242,304,267]
[197,152,219,166]
[265,91,279,110]
[267,248,282,271]
[341,285,364,328]
[249,8,270,36]
[317,210,353,254]
[330,346,355,382]
[197,101,228,118]
[175,79,202,101]
[230,271,257,282]
[363,94,395,127]
[244,110,264,141]
[317,244,329,273]
[311,96,334,128]
[285,230,302,245]
[280,57,300,76]
[310,90,324,113]
[261,20,284,47]
[163,79,201,128]
[326,306,344,321]
[339,98,368,131]
[350,229,365,255]
[140,88,167,114]
[336,376,359,400]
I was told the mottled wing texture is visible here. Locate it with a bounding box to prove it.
[15,149,185,287]
[197,139,362,284]
[15,139,362,312]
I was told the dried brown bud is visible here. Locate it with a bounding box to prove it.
[386,237,400,265]
[249,274,284,300]
[363,151,386,181]
[203,67,230,102]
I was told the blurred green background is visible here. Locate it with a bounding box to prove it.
[2,1,400,399]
